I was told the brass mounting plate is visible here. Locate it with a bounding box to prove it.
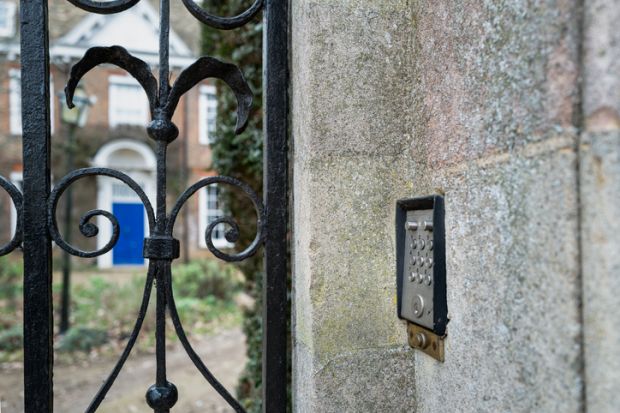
[407,322,445,362]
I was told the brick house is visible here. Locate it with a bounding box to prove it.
[0,0,229,266]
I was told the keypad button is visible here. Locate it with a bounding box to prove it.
[406,221,419,231]
[412,295,424,318]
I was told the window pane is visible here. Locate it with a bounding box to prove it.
[199,86,217,144]
[9,70,21,135]
[109,77,149,127]
[0,2,15,37]
[201,185,227,245]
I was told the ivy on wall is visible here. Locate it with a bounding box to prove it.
[201,2,289,411]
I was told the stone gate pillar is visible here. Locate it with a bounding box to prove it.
[291,1,619,412]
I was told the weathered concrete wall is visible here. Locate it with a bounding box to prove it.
[581,1,620,412]
[292,3,418,411]
[292,1,617,412]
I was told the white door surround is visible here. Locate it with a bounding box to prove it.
[92,139,156,268]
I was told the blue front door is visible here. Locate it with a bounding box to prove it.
[112,203,145,265]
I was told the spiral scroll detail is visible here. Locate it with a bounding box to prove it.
[0,175,22,256]
[65,0,142,14]
[167,176,264,262]
[181,0,263,30]
[48,168,155,258]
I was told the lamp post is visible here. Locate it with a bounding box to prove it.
[58,85,91,334]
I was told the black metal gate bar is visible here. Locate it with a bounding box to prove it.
[262,0,289,411]
[20,1,54,412]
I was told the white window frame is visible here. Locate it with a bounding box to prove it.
[9,70,54,136]
[0,2,16,38]
[9,171,22,238]
[198,184,232,249]
[108,75,150,128]
[9,69,21,135]
[198,85,217,145]
[49,76,55,135]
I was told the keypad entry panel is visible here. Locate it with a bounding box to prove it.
[396,196,447,336]
[402,209,435,329]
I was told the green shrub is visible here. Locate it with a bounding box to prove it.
[0,256,22,306]
[173,259,242,302]
[65,263,241,353]
[71,275,156,338]
[57,326,108,352]
[0,259,243,358]
[0,324,22,352]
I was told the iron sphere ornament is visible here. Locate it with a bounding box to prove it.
[145,382,179,410]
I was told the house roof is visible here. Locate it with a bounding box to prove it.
[57,1,191,57]
[53,0,195,66]
[1,0,201,67]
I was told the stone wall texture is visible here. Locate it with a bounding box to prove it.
[581,1,620,411]
[291,1,619,412]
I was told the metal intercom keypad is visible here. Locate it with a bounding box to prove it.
[396,196,448,360]
[401,208,436,328]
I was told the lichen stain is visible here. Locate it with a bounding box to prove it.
[546,39,578,128]
[593,155,606,187]
[585,107,620,133]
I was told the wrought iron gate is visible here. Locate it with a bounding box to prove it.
[7,0,288,411]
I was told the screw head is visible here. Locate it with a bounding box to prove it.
[414,332,429,349]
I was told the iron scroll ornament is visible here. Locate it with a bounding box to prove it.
[0,175,23,256]
[65,0,263,26]
[43,1,265,412]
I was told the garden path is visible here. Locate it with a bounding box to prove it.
[0,328,246,413]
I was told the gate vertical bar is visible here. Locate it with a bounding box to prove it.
[20,1,53,412]
[263,0,289,411]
